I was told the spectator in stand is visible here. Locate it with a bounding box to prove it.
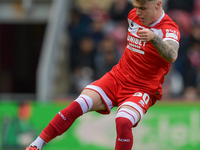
[166,10,191,71]
[162,64,184,98]
[108,21,128,56]
[109,0,134,23]
[185,18,200,97]
[105,0,134,56]
[85,18,105,48]
[166,0,194,13]
[166,9,197,98]
[186,42,200,97]
[86,3,110,45]
[192,0,200,19]
[95,37,120,79]
[68,8,92,71]
[71,36,96,94]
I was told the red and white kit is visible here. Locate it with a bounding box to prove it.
[26,7,181,150]
[85,8,180,118]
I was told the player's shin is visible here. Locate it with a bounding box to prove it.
[115,108,138,150]
[28,94,93,150]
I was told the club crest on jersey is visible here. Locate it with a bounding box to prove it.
[136,28,143,36]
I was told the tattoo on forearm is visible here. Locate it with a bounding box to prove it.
[150,36,179,63]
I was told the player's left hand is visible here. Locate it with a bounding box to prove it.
[138,28,155,42]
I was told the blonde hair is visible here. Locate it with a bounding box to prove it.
[135,0,157,5]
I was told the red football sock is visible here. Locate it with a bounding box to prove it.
[115,117,133,150]
[39,101,83,143]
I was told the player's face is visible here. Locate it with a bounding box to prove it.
[133,0,158,26]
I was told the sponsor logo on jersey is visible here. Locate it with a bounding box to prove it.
[127,35,146,47]
[127,45,145,54]
[127,35,146,54]
[166,33,178,40]
[166,29,178,40]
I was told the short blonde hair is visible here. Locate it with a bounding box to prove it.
[135,0,157,5]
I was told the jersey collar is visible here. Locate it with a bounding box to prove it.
[149,10,165,27]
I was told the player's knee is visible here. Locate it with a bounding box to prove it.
[75,94,93,113]
[115,108,139,128]
[116,117,132,131]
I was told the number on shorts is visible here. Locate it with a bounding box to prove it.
[133,92,150,105]
[143,93,150,105]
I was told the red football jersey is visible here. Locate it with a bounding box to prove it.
[110,8,180,100]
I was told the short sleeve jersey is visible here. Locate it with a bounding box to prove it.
[110,8,180,100]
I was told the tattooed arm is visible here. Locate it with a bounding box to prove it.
[139,28,179,63]
[150,36,179,63]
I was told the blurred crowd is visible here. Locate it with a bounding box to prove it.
[67,0,200,100]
